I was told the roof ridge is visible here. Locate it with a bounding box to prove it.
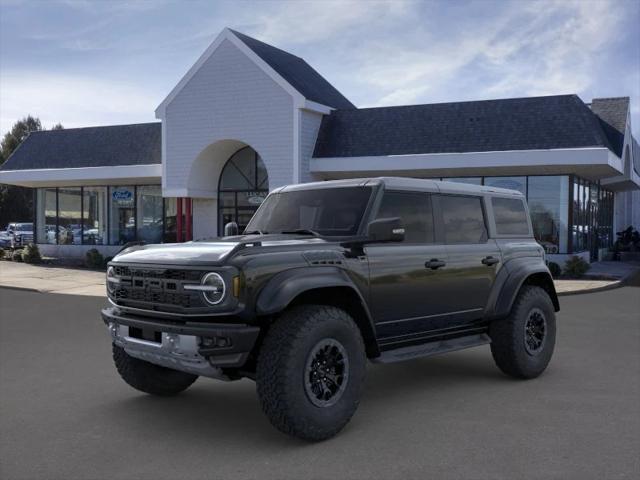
[29,122,160,134]
[337,94,580,113]
[592,96,630,101]
[228,29,303,60]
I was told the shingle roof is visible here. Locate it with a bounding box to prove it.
[1,122,161,171]
[230,29,355,110]
[590,97,629,157]
[313,95,617,158]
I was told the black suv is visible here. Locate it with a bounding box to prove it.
[102,177,559,441]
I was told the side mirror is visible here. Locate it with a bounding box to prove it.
[366,217,405,243]
[224,221,239,237]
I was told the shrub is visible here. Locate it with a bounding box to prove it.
[21,243,42,264]
[85,248,104,269]
[547,261,561,278]
[563,256,590,278]
[0,249,5,260]
[12,250,24,262]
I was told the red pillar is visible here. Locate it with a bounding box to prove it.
[176,197,183,243]
[185,198,192,241]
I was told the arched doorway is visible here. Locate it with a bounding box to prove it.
[218,146,269,234]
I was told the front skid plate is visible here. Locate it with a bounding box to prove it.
[109,323,232,380]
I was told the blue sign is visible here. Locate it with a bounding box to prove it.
[112,189,133,205]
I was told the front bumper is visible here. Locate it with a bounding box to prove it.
[102,307,260,378]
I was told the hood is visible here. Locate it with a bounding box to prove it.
[112,234,331,266]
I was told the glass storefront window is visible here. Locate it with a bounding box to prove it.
[527,176,569,254]
[218,147,269,235]
[36,188,57,244]
[484,176,527,195]
[163,197,177,243]
[57,188,82,245]
[83,187,107,245]
[109,186,136,245]
[136,186,163,244]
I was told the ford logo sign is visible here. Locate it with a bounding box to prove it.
[112,190,133,201]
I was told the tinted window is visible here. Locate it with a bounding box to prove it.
[245,187,372,236]
[375,191,434,243]
[492,197,530,235]
[440,195,487,244]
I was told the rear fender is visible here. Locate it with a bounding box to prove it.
[488,258,559,319]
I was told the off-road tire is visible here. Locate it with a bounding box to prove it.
[490,285,556,379]
[112,344,198,396]
[256,305,367,441]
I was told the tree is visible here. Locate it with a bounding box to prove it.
[0,115,42,165]
[0,116,63,228]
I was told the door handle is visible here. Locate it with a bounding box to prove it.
[425,259,446,270]
[481,256,500,266]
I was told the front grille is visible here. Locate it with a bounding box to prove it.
[114,287,195,308]
[110,266,206,312]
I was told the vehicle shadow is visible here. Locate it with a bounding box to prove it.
[99,348,506,447]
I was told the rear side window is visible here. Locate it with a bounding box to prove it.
[375,191,434,243]
[492,197,530,235]
[440,195,487,244]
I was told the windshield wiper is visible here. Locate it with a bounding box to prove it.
[280,229,321,237]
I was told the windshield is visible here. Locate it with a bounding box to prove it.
[245,186,373,237]
[15,223,33,231]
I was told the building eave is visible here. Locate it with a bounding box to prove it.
[0,164,162,188]
[310,147,633,185]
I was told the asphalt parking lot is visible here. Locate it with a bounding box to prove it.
[1,285,639,480]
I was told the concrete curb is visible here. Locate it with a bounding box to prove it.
[556,280,623,297]
[0,285,41,294]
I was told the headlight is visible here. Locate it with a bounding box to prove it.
[185,272,226,305]
[15,235,21,242]
[106,266,118,295]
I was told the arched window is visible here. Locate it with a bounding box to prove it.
[218,147,268,234]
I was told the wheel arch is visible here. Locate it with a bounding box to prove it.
[255,267,380,358]
[492,260,560,319]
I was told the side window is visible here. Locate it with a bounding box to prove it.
[375,191,434,243]
[492,197,530,235]
[440,195,487,244]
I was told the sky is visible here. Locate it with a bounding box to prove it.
[1,0,639,138]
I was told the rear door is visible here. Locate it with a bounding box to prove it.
[434,194,501,325]
[365,190,450,340]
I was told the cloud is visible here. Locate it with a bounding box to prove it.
[245,0,411,45]
[0,71,158,133]
[348,0,625,107]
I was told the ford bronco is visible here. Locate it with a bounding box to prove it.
[102,177,559,441]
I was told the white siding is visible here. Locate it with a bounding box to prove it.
[163,39,294,196]
[192,198,217,239]
[299,109,324,183]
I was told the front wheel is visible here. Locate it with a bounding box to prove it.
[256,305,367,441]
[490,285,556,379]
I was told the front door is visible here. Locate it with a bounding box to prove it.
[365,191,451,341]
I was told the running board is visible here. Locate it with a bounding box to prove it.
[373,333,491,364]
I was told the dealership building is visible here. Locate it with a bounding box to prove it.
[1,28,638,263]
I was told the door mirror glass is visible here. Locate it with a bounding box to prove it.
[366,217,405,243]
[224,221,239,236]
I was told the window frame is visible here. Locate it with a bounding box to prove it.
[372,189,436,245]
[489,195,533,238]
[434,193,489,245]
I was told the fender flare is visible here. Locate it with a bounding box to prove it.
[255,267,379,355]
[490,259,559,319]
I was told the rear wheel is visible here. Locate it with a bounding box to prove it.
[256,305,367,441]
[490,285,556,379]
[112,344,198,396]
